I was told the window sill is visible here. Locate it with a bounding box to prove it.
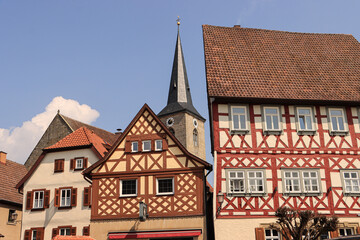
[73,168,84,171]
[227,193,266,197]
[230,129,250,135]
[58,206,72,210]
[282,192,322,197]
[263,130,282,136]
[156,193,174,196]
[329,131,348,136]
[343,192,360,197]
[297,130,316,136]
[54,170,64,173]
[7,221,16,225]
[119,195,137,198]
[31,207,45,212]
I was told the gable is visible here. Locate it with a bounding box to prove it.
[92,107,207,174]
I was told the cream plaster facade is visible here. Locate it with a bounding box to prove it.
[91,216,206,240]
[0,203,22,240]
[21,148,99,240]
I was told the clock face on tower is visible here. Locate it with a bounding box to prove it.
[166,117,174,127]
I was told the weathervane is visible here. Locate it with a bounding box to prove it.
[177,16,180,30]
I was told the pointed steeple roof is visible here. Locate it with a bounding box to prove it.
[158,27,205,121]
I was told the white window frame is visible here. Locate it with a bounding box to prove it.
[156,178,174,195]
[226,169,266,196]
[265,229,281,240]
[155,140,163,151]
[33,190,44,209]
[263,106,282,134]
[32,230,37,240]
[283,169,321,195]
[230,105,249,133]
[59,228,71,236]
[131,141,138,153]
[60,189,71,207]
[341,170,360,195]
[120,179,137,197]
[328,107,348,134]
[296,106,316,134]
[339,228,354,236]
[75,158,83,170]
[142,140,151,152]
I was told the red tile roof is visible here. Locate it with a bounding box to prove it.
[45,127,108,157]
[203,25,360,102]
[0,159,27,205]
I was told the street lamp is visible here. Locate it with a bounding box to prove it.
[216,191,224,215]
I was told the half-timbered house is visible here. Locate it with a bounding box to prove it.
[16,127,113,240]
[203,24,360,239]
[83,104,211,240]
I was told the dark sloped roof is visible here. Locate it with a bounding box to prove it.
[203,25,360,102]
[60,114,117,145]
[158,30,204,120]
[0,159,27,205]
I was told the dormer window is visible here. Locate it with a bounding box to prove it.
[155,140,163,151]
[131,142,138,152]
[142,140,151,152]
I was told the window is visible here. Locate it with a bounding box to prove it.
[226,169,265,195]
[120,179,137,197]
[32,230,37,240]
[329,108,347,133]
[265,229,280,240]
[342,170,360,194]
[193,129,198,147]
[54,159,64,173]
[131,141,138,152]
[230,106,249,132]
[75,158,83,169]
[60,189,71,207]
[157,178,174,195]
[339,228,354,236]
[283,170,320,195]
[263,106,281,133]
[8,209,16,223]
[142,140,151,152]
[24,228,44,240]
[155,140,163,151]
[296,107,315,133]
[26,190,49,210]
[59,228,71,236]
[33,191,44,209]
[70,157,87,170]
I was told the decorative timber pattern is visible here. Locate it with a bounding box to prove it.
[214,103,360,218]
[89,106,208,220]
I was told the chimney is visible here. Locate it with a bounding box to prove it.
[234,25,241,28]
[0,151,7,164]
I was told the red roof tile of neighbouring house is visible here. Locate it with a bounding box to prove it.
[0,158,27,205]
[45,127,108,157]
[203,25,360,103]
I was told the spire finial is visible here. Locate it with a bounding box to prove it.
[176,16,180,30]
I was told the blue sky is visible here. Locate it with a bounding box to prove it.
[1,0,360,183]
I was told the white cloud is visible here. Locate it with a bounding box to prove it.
[0,96,100,164]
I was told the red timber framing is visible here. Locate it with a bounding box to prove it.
[213,103,360,218]
[84,104,211,220]
[108,229,202,239]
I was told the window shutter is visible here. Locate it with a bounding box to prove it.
[44,190,50,208]
[24,230,31,240]
[255,228,265,240]
[125,141,131,152]
[37,227,45,240]
[84,158,88,168]
[83,226,90,236]
[357,227,360,234]
[71,188,77,207]
[52,228,59,238]
[71,226,77,236]
[83,186,91,206]
[60,159,64,171]
[26,191,33,210]
[54,188,60,207]
[330,230,339,238]
[70,159,75,170]
[54,160,58,172]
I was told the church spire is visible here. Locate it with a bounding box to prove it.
[158,20,204,120]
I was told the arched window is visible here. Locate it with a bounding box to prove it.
[169,128,175,136]
[193,129,198,147]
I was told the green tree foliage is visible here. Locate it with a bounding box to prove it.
[270,207,338,240]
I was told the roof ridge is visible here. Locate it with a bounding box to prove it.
[60,114,114,135]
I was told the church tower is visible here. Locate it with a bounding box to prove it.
[158,20,206,160]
